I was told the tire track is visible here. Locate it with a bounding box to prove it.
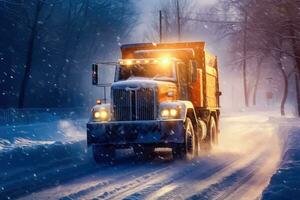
[122,156,237,200]
[215,135,281,200]
[58,162,173,200]
[187,149,270,200]
[78,162,180,200]
[152,143,269,200]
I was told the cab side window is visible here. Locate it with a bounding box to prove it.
[177,63,189,100]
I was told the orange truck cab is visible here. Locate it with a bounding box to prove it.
[87,42,221,162]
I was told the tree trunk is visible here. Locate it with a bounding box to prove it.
[278,59,288,116]
[286,1,300,116]
[53,0,73,106]
[242,11,249,107]
[18,2,43,108]
[296,74,300,117]
[64,0,89,107]
[289,23,300,116]
[252,58,263,106]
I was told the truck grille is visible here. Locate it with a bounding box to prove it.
[112,88,156,121]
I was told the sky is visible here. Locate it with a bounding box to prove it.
[132,0,219,42]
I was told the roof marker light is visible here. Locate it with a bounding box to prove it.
[126,60,133,65]
[161,57,170,64]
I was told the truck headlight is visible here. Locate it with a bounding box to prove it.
[160,108,179,119]
[93,109,109,121]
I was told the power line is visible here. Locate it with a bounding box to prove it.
[135,10,240,18]
[182,17,243,24]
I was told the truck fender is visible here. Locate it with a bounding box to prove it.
[159,101,200,138]
[159,101,195,120]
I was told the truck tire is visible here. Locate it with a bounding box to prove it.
[133,145,155,160]
[172,118,197,160]
[92,145,115,164]
[202,116,218,152]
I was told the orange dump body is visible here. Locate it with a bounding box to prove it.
[120,42,220,109]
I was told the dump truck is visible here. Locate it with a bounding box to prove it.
[87,42,221,162]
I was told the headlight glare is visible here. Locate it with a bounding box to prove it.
[161,109,170,118]
[93,109,109,121]
[170,109,178,117]
[160,108,179,119]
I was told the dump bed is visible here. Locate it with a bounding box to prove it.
[120,42,220,109]
[204,51,220,109]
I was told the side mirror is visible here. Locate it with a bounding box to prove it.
[92,63,116,86]
[92,64,98,85]
[190,61,197,82]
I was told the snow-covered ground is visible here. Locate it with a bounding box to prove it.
[0,119,90,199]
[0,119,86,151]
[261,117,300,200]
[0,113,299,200]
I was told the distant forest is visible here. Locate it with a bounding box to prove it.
[0,0,136,108]
[1,0,299,116]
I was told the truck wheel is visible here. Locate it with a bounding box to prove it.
[202,116,218,152]
[133,145,155,160]
[173,118,197,160]
[92,145,115,164]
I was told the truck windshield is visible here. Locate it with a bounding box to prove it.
[117,63,176,81]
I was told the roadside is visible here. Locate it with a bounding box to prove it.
[0,113,299,200]
[261,117,300,200]
[0,118,90,199]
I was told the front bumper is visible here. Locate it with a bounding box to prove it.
[87,120,185,147]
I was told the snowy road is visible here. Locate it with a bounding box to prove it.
[1,114,284,200]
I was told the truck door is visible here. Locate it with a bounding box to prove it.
[177,62,189,100]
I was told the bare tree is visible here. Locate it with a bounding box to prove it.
[18,0,55,108]
[284,0,300,115]
[145,0,197,42]
[217,0,300,115]
[252,56,264,106]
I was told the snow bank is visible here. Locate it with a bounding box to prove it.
[0,108,89,126]
[0,119,86,152]
[261,118,300,200]
[0,118,88,171]
[0,118,92,199]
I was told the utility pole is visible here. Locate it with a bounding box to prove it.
[242,11,249,107]
[159,10,162,43]
[176,0,181,41]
